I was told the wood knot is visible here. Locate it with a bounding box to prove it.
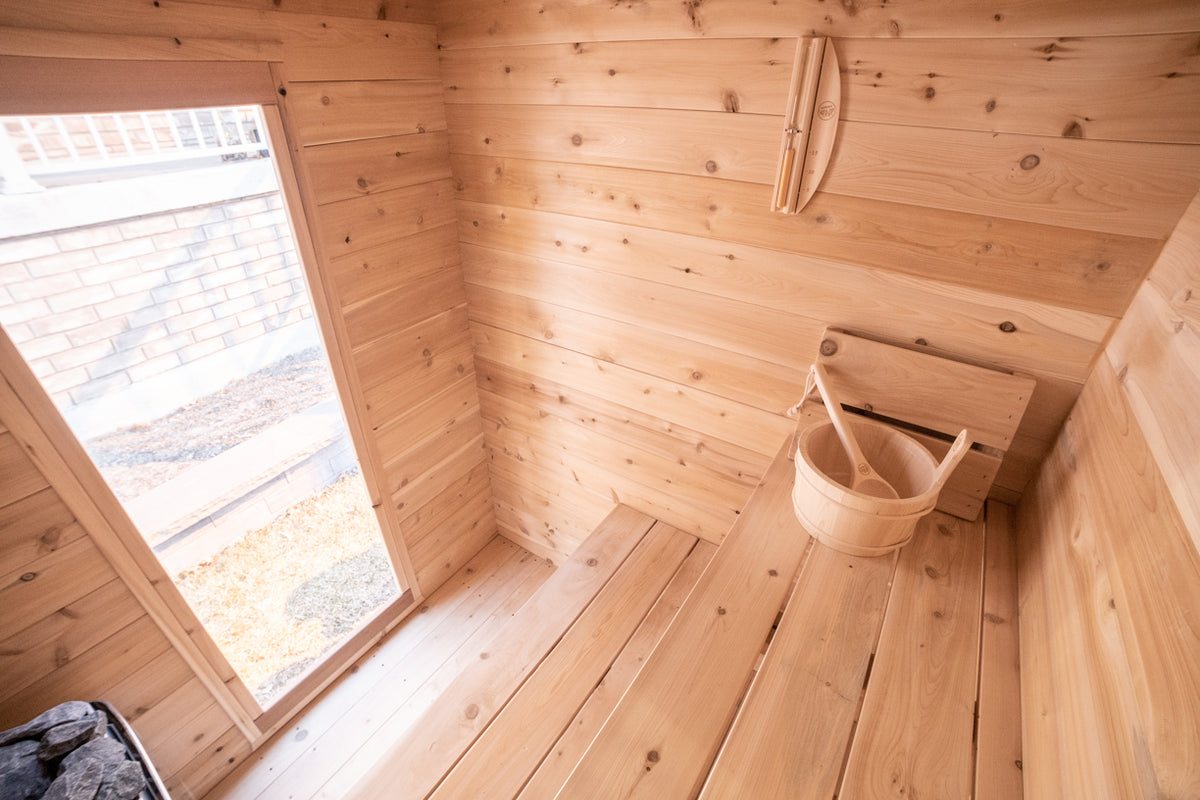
[586,557,598,567]
[924,566,939,579]
[646,750,660,763]
[464,704,479,720]
[321,96,331,105]
[1095,261,1111,272]
[998,321,1017,333]
[923,86,935,99]
[1019,154,1040,170]
[819,338,838,356]
[356,177,368,189]
[717,606,727,615]
[1062,121,1084,138]
[705,160,718,173]
[20,572,37,582]
[571,133,583,146]
[985,99,997,113]
[914,337,928,346]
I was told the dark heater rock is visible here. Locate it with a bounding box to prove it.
[37,712,106,764]
[96,761,146,800]
[0,702,154,800]
[43,757,104,800]
[0,740,52,800]
[0,702,95,748]
[58,737,127,776]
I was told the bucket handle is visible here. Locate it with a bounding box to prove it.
[787,371,974,507]
[912,428,973,507]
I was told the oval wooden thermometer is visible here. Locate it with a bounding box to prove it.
[772,37,840,213]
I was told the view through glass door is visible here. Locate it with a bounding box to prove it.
[0,105,402,708]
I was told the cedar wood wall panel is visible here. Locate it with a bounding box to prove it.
[1016,193,1200,798]
[437,1,1200,556]
[0,0,489,797]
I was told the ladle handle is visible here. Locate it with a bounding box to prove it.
[810,364,870,472]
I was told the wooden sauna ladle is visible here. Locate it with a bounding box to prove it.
[810,364,900,499]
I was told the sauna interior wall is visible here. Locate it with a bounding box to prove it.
[437,0,1200,557]
[1015,191,1200,798]
[0,1,492,797]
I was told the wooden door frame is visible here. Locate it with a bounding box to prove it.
[0,54,420,741]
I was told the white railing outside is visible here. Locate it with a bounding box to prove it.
[0,106,269,193]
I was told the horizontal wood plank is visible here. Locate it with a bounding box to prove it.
[457,203,1112,383]
[313,178,456,257]
[451,154,1156,318]
[326,223,461,312]
[450,104,1200,236]
[305,132,452,205]
[436,0,1200,48]
[285,80,446,147]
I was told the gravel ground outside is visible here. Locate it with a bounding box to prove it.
[78,347,397,707]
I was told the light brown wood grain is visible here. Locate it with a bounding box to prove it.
[449,104,1199,237]
[0,578,142,706]
[817,329,1035,451]
[344,505,658,799]
[341,264,467,350]
[441,38,792,113]
[1014,399,1156,798]
[700,543,894,800]
[1105,191,1200,550]
[457,203,1112,383]
[373,373,480,465]
[326,223,461,312]
[0,26,282,61]
[517,540,717,798]
[305,132,452,205]
[839,512,986,799]
[1069,360,1200,797]
[838,33,1200,144]
[204,538,539,800]
[471,321,792,458]
[430,522,697,800]
[175,0,438,26]
[976,502,1024,800]
[285,80,446,147]
[477,377,748,543]
[440,33,1200,144]
[451,154,1155,318]
[313,178,457,256]
[0,488,86,598]
[380,404,483,498]
[436,0,1200,48]
[552,438,809,799]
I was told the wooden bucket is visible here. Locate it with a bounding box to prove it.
[792,416,967,556]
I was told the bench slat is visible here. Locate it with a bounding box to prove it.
[699,542,895,799]
[553,438,811,799]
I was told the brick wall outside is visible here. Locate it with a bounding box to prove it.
[0,190,312,433]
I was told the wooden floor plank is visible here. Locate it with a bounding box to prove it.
[207,537,550,799]
[430,520,698,800]
[517,539,718,799]
[339,504,657,799]
[550,436,810,799]
[699,542,896,800]
[976,502,1024,800]
[838,511,986,799]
